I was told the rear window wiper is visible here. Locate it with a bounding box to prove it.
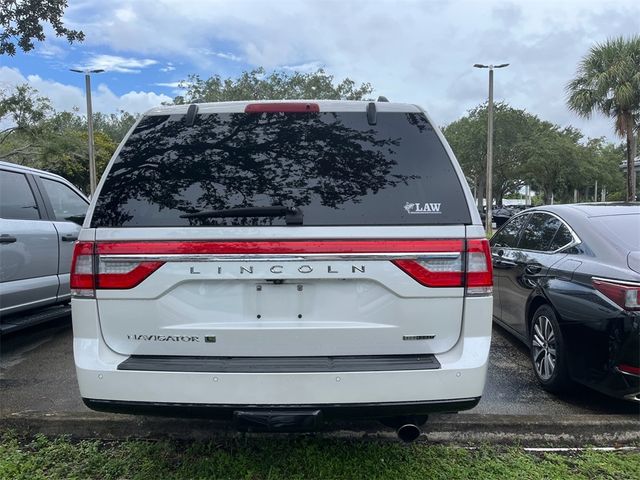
[180,206,303,225]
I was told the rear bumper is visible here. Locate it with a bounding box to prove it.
[73,296,492,413]
[83,397,480,422]
[589,368,640,402]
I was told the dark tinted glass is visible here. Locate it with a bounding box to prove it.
[40,178,88,222]
[518,213,561,251]
[491,213,528,248]
[590,214,640,251]
[0,170,40,220]
[91,111,471,227]
[549,224,574,251]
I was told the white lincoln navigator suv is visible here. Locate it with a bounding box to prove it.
[71,100,492,437]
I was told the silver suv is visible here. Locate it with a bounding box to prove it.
[0,161,88,329]
[72,101,492,436]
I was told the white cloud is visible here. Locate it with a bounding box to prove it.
[94,84,173,113]
[75,54,158,73]
[154,82,183,88]
[281,61,324,73]
[35,42,67,59]
[12,0,640,142]
[0,67,27,90]
[202,50,243,62]
[0,66,171,115]
[115,6,137,23]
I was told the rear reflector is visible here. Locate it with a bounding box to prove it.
[245,103,320,113]
[592,278,640,311]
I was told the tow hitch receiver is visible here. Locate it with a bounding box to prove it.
[233,409,323,432]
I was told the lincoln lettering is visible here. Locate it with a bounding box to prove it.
[189,264,366,274]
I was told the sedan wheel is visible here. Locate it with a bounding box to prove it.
[529,305,571,392]
[532,315,557,380]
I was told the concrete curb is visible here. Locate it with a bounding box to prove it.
[1,412,639,446]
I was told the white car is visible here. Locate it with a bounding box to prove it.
[71,100,492,440]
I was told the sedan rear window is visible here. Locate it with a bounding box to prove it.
[590,214,640,251]
[90,111,471,227]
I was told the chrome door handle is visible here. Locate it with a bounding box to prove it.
[0,234,17,244]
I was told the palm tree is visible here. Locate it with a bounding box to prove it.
[567,36,640,201]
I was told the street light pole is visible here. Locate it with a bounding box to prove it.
[474,63,509,235]
[70,68,104,195]
[85,74,96,195]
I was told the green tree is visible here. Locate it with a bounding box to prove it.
[567,35,640,201]
[442,113,485,208]
[174,68,374,104]
[35,112,120,192]
[0,85,136,192]
[443,103,539,206]
[0,0,84,55]
[0,84,51,160]
[92,111,138,144]
[573,138,625,202]
[522,124,583,204]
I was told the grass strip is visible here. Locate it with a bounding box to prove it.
[1,431,639,480]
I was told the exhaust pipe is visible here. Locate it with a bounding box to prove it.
[397,423,421,443]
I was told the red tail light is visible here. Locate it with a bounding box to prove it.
[465,238,494,294]
[70,241,165,297]
[592,278,640,311]
[245,102,320,113]
[70,242,95,296]
[392,238,493,295]
[617,364,640,376]
[70,239,493,296]
[95,239,464,255]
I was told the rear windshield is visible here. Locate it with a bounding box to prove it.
[590,214,640,251]
[91,111,471,227]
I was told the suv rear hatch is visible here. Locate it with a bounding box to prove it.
[75,102,488,358]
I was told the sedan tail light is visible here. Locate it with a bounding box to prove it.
[592,278,640,311]
[617,364,640,376]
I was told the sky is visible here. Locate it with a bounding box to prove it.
[1,0,639,142]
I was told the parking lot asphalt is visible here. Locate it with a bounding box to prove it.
[1,316,638,418]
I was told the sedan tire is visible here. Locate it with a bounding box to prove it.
[530,305,571,393]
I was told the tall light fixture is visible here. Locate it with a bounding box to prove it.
[473,63,509,235]
[70,68,105,195]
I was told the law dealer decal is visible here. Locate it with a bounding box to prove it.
[404,202,443,215]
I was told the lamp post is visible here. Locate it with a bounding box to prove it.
[473,63,509,235]
[70,68,105,195]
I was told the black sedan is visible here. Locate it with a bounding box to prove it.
[490,203,640,401]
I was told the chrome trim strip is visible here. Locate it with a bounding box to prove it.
[493,210,582,255]
[593,277,640,288]
[98,252,462,263]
